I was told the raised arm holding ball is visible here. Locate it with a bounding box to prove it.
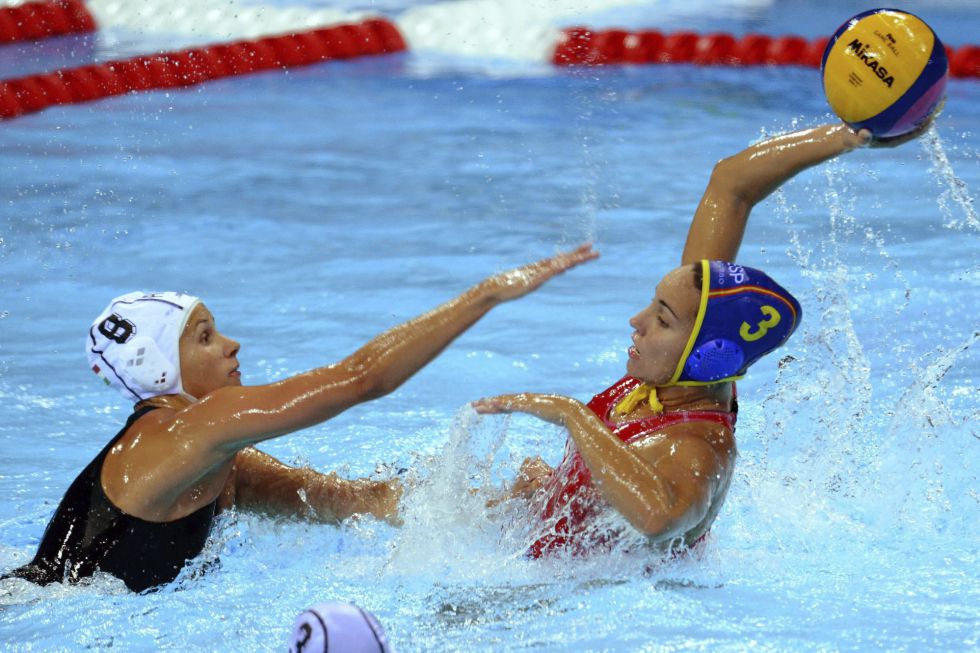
[475,121,930,558]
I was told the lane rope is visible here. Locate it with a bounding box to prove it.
[1,1,977,120]
[0,18,405,119]
[0,0,94,43]
[552,27,979,79]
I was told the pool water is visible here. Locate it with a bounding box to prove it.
[1,1,978,651]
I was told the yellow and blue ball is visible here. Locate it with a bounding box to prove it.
[821,9,948,138]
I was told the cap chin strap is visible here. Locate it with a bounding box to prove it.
[172,298,201,403]
[614,383,664,415]
[665,259,744,387]
[665,260,710,387]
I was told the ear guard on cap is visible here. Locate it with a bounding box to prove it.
[115,336,179,394]
[669,260,802,386]
[88,291,201,403]
[682,338,745,382]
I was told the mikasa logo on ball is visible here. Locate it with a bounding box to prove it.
[846,38,896,87]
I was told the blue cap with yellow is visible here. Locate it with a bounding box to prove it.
[669,260,802,386]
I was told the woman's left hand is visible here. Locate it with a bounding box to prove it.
[472,393,582,426]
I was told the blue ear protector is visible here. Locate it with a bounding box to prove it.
[672,261,802,385]
[682,339,745,383]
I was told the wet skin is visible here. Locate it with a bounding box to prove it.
[475,122,928,548]
[99,245,599,526]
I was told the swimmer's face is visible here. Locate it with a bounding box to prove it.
[627,265,700,385]
[179,303,241,399]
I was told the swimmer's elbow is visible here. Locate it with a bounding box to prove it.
[632,498,709,539]
[711,156,760,207]
[632,514,682,539]
[632,518,688,541]
[339,352,392,401]
[363,362,406,400]
[709,156,739,192]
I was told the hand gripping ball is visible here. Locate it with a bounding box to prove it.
[821,8,948,138]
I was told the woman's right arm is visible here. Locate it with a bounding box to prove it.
[681,121,931,265]
[177,244,599,456]
[681,124,870,265]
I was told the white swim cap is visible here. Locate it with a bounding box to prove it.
[86,291,201,403]
[289,602,391,653]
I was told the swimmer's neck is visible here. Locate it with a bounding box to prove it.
[136,393,195,412]
[654,382,733,413]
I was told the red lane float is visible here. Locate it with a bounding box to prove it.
[1,16,977,121]
[0,18,406,119]
[0,0,95,43]
[553,27,980,79]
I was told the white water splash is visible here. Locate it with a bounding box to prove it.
[383,407,520,580]
[383,404,684,587]
[757,141,979,549]
[923,128,979,233]
[872,330,980,532]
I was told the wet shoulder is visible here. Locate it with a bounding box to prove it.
[101,407,179,483]
[630,418,736,465]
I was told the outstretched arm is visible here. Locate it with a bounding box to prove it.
[681,122,929,265]
[123,245,598,507]
[180,245,598,450]
[474,394,726,539]
[219,448,401,524]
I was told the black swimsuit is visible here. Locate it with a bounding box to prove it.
[5,406,217,592]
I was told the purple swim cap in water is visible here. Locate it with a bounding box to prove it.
[289,602,391,653]
[669,260,802,385]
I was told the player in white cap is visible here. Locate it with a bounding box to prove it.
[5,246,596,592]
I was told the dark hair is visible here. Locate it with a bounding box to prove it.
[692,262,703,291]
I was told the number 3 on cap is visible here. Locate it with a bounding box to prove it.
[739,305,781,342]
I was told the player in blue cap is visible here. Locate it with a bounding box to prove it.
[475,121,927,558]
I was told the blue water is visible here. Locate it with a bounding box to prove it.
[1,1,979,651]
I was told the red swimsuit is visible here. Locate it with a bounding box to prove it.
[527,375,736,558]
